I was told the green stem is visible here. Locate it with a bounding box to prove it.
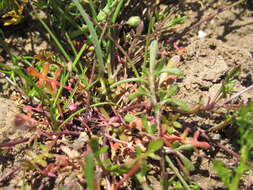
[229,146,249,190]
[165,156,191,190]
[142,17,155,72]
[109,78,148,89]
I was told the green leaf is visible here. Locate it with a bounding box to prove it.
[163,98,189,111]
[175,144,193,151]
[224,66,241,83]
[40,144,49,152]
[124,114,136,123]
[222,80,236,95]
[177,152,195,172]
[150,40,158,70]
[157,68,183,76]
[172,141,181,149]
[163,84,178,99]
[141,115,149,133]
[97,1,117,22]
[84,153,95,190]
[167,16,186,27]
[135,161,151,190]
[98,146,109,154]
[150,123,157,134]
[147,139,164,153]
[34,155,47,167]
[221,66,241,96]
[97,4,110,21]
[189,184,201,190]
[108,163,129,175]
[236,101,253,134]
[126,16,141,27]
[173,121,182,129]
[111,0,124,24]
[128,87,148,100]
[89,138,100,155]
[155,58,166,73]
[135,146,142,158]
[147,152,160,160]
[213,160,232,188]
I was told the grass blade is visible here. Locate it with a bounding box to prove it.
[73,0,104,78]
[37,18,72,64]
[84,153,95,190]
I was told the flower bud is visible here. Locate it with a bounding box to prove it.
[126,16,141,27]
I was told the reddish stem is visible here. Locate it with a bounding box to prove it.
[0,130,80,148]
[201,132,240,160]
[114,163,141,190]
[0,138,29,148]
[0,166,21,182]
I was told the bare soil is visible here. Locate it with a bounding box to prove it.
[174,1,253,189]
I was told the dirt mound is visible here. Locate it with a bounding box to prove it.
[178,38,253,106]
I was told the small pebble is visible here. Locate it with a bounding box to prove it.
[198,30,207,40]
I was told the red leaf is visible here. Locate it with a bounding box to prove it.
[27,66,72,92]
[54,154,69,166]
[41,163,57,177]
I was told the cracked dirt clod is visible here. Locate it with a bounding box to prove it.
[177,38,253,105]
[0,97,21,143]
